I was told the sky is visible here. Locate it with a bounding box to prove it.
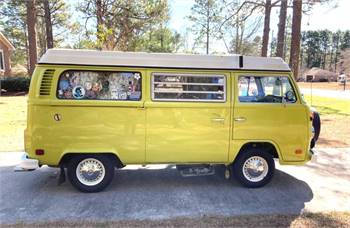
[66,0,350,53]
[168,0,350,53]
[169,0,350,32]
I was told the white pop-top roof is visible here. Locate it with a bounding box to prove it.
[39,49,291,71]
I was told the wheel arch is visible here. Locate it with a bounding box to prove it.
[59,152,125,168]
[232,141,282,163]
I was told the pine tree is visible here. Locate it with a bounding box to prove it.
[289,0,302,79]
[188,0,222,54]
[26,0,38,76]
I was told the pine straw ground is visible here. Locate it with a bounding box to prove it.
[3,212,350,228]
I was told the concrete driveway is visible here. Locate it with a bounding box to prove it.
[0,148,349,224]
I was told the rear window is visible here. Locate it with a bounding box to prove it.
[57,70,141,101]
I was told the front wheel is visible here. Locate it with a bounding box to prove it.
[232,148,275,188]
[67,155,115,192]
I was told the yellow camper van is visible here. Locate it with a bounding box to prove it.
[16,49,320,192]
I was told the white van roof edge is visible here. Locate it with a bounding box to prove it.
[38,49,291,71]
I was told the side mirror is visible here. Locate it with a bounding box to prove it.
[286,90,295,101]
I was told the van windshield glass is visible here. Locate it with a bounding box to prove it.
[238,76,296,103]
[57,71,141,101]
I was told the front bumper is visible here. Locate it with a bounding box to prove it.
[14,153,39,172]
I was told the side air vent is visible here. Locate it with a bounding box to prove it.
[39,69,55,96]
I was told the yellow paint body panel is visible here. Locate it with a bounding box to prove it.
[25,65,313,167]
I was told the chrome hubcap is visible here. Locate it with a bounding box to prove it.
[76,158,105,186]
[242,156,268,182]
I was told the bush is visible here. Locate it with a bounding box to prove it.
[319,78,329,82]
[0,76,31,92]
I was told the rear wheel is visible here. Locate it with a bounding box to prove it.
[232,148,275,188]
[67,155,114,192]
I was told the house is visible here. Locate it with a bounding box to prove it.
[0,32,15,76]
[303,67,338,82]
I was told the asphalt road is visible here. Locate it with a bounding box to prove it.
[0,148,349,225]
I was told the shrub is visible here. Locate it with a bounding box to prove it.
[0,76,31,92]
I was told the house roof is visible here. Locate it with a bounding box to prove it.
[0,32,15,50]
[39,49,291,71]
[304,67,337,77]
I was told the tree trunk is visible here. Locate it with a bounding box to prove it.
[96,0,103,49]
[235,15,239,53]
[23,24,30,73]
[160,24,164,50]
[43,0,53,49]
[289,0,302,79]
[261,0,271,57]
[206,1,210,54]
[26,0,38,76]
[329,46,333,70]
[276,0,287,58]
[334,41,339,72]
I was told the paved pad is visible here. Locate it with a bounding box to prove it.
[0,148,349,224]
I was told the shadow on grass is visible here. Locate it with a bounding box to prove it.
[313,105,349,116]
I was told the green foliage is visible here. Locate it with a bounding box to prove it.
[340,31,350,50]
[78,0,171,51]
[133,28,181,53]
[0,0,27,66]
[301,30,350,71]
[36,0,71,55]
[0,0,71,67]
[0,77,31,92]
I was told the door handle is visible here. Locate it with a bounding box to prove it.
[234,117,246,122]
[211,118,225,122]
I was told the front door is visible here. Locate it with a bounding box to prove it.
[233,73,309,161]
[145,71,231,163]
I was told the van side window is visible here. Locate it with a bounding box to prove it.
[238,76,297,103]
[57,71,141,101]
[152,73,226,102]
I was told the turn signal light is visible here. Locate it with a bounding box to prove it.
[295,149,303,155]
[35,149,45,155]
[310,111,314,121]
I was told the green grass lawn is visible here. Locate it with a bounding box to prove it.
[303,95,350,116]
[0,96,27,152]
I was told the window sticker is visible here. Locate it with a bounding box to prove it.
[72,86,85,99]
[57,71,141,101]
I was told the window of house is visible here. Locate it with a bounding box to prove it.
[0,50,4,71]
[57,71,142,101]
[238,76,297,103]
[151,73,226,102]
